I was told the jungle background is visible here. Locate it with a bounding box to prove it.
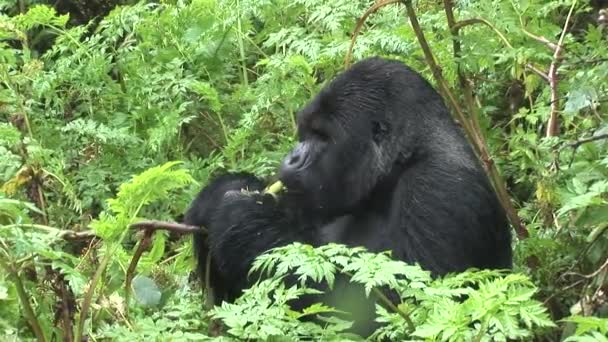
[1,0,607,340]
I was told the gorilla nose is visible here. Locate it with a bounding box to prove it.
[286,153,304,168]
[280,152,305,176]
[279,143,308,183]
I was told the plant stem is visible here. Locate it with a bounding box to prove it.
[235,0,249,87]
[0,257,47,342]
[342,270,415,332]
[546,0,577,137]
[403,0,528,239]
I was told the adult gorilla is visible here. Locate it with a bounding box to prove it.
[185,56,512,333]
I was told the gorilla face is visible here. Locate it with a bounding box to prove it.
[279,72,395,215]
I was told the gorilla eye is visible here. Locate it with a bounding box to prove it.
[311,128,330,141]
[372,120,390,142]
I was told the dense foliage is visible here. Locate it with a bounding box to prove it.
[1,0,607,340]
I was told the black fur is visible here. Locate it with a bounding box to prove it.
[184,57,512,334]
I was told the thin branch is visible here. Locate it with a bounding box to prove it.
[0,258,47,341]
[345,0,530,238]
[75,245,113,342]
[452,18,513,48]
[546,0,577,137]
[582,257,608,279]
[543,278,586,306]
[124,229,153,318]
[3,223,97,240]
[451,17,549,82]
[404,0,529,239]
[204,251,215,310]
[557,133,608,168]
[344,0,401,67]
[525,64,550,82]
[129,220,205,234]
[128,220,213,318]
[47,266,75,342]
[342,270,415,332]
[443,0,481,158]
[562,133,608,150]
[520,27,558,50]
[558,223,608,281]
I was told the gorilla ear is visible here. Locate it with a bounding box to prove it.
[372,120,391,143]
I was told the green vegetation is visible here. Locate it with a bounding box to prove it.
[1,0,607,340]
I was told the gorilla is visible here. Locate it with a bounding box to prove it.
[184,56,512,335]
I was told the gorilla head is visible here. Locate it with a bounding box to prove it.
[279,57,449,215]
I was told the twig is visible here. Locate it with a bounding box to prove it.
[2,223,97,240]
[562,133,608,150]
[342,270,415,332]
[588,258,608,278]
[556,133,608,168]
[128,220,214,319]
[564,258,608,279]
[443,0,480,157]
[546,0,577,137]
[451,18,549,82]
[35,180,48,225]
[0,256,47,341]
[525,64,550,82]
[543,278,586,306]
[452,18,513,48]
[204,251,215,310]
[444,3,531,241]
[61,231,97,240]
[75,245,114,342]
[129,220,205,234]
[403,0,529,239]
[124,229,154,318]
[559,223,608,281]
[47,266,75,342]
[344,0,401,67]
[520,27,558,50]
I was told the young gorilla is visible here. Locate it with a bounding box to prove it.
[184,57,512,334]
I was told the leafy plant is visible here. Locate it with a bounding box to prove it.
[211,243,555,341]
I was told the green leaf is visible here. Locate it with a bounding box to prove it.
[564,87,597,115]
[132,275,162,307]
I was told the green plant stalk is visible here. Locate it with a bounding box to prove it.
[358,277,414,332]
[451,18,513,49]
[402,0,528,239]
[75,200,147,342]
[216,111,229,145]
[0,255,47,342]
[74,245,116,342]
[235,0,249,87]
[450,17,549,82]
[443,12,526,240]
[545,0,577,137]
[473,319,489,342]
[328,268,415,332]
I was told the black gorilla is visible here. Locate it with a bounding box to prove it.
[185,56,512,333]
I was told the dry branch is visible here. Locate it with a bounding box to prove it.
[345,0,530,239]
[546,1,577,137]
[125,229,153,318]
[344,0,401,68]
[129,220,204,234]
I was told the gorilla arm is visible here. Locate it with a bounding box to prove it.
[204,187,314,303]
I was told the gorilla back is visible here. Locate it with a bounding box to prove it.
[185,56,512,334]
